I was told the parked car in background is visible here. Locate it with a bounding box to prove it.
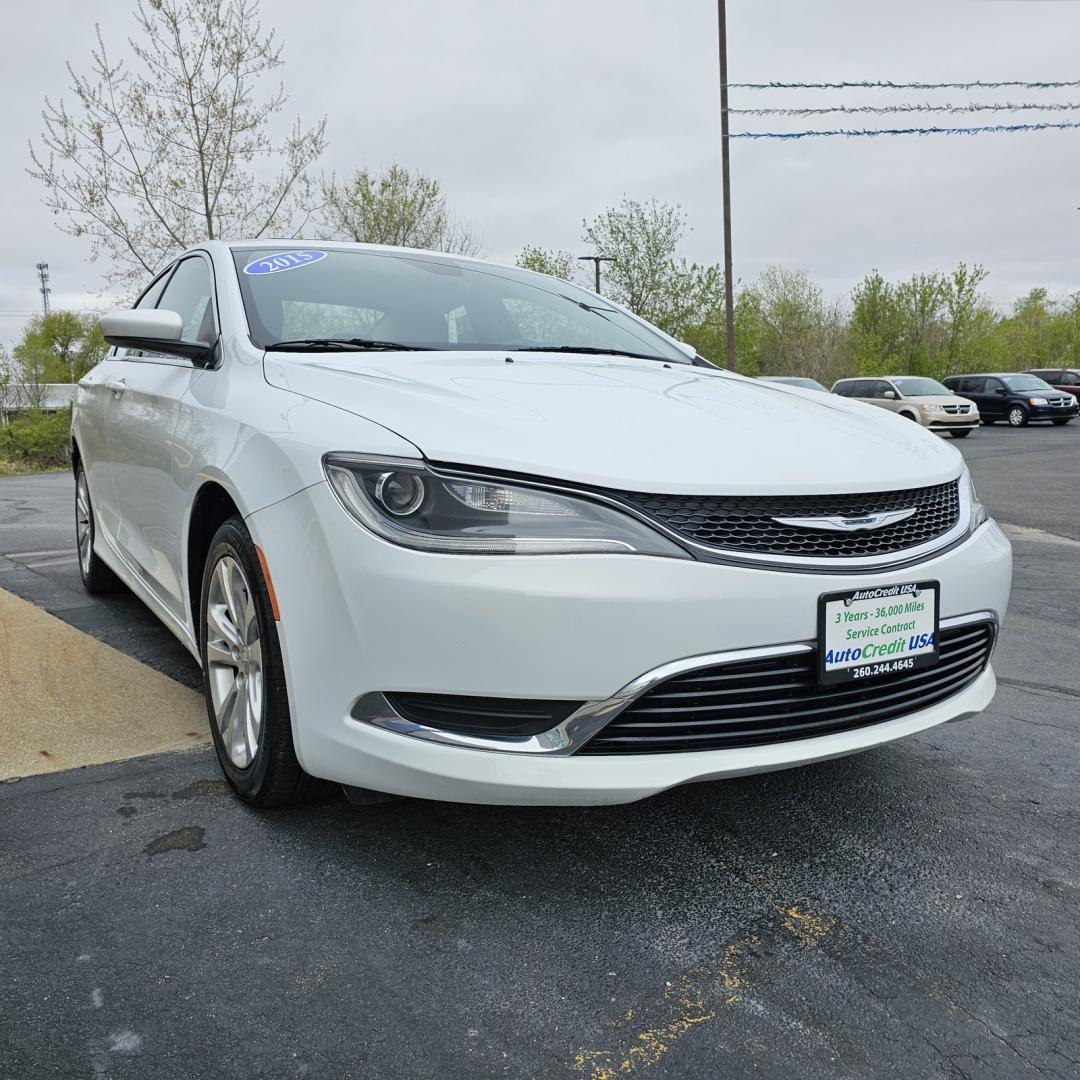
[756,376,830,393]
[942,373,1078,427]
[831,376,980,438]
[1025,368,1080,397]
[71,241,1011,810]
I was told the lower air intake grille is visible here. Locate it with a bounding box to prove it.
[383,692,583,737]
[578,620,993,755]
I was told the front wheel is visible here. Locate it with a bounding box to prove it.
[949,429,972,439]
[1052,418,1071,426]
[75,465,120,594]
[1008,405,1029,427]
[200,517,316,807]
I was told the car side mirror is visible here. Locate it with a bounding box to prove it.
[994,387,1007,396]
[673,340,699,362]
[883,389,898,400]
[100,309,215,366]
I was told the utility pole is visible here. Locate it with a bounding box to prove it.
[717,0,735,370]
[35,262,51,316]
[577,254,614,295]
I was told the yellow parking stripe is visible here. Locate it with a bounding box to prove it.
[0,587,210,779]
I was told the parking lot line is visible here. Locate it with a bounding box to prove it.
[0,586,209,779]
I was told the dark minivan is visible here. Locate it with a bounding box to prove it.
[1026,368,1080,397]
[942,373,1078,427]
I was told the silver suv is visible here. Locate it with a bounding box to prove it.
[832,376,980,439]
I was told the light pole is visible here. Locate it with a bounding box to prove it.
[717,0,735,370]
[577,255,614,295]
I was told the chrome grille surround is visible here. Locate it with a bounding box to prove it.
[609,480,963,563]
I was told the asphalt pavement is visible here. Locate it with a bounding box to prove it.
[2,424,1079,1080]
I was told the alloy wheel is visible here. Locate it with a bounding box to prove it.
[76,471,92,577]
[1008,407,1026,427]
[205,555,264,768]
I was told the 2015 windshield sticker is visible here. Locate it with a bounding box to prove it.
[243,251,327,276]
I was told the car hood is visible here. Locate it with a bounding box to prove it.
[264,351,963,495]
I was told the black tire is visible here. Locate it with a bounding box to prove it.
[199,516,317,807]
[949,429,972,439]
[1052,418,1071,426]
[75,464,121,595]
[900,411,919,422]
[981,418,995,425]
[1007,405,1029,427]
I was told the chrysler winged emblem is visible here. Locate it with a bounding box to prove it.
[771,507,917,532]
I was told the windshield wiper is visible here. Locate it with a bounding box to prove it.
[265,338,434,352]
[512,345,679,363]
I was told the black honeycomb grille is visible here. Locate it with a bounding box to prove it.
[612,480,960,558]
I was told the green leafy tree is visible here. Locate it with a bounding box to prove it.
[29,0,326,290]
[515,246,578,282]
[581,197,725,337]
[850,263,993,380]
[319,164,479,254]
[13,312,106,384]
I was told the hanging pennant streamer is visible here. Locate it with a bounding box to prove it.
[729,121,1080,139]
[727,80,1080,91]
[730,102,1080,117]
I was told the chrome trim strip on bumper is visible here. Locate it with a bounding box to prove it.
[351,610,1000,757]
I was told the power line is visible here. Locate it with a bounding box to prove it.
[727,79,1080,90]
[730,120,1080,139]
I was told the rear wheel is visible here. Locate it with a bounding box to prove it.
[75,465,120,595]
[1008,405,1029,427]
[1052,418,1071,426]
[949,429,972,439]
[200,517,317,807]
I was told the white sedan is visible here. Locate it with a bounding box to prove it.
[73,242,1012,807]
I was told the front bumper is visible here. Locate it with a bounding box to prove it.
[1030,403,1079,420]
[924,413,979,430]
[246,483,1013,805]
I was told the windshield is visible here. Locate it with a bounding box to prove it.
[892,377,950,396]
[1001,374,1053,391]
[231,247,688,363]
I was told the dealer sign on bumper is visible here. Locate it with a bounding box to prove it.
[818,581,939,685]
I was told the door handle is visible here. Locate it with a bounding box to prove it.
[105,378,127,395]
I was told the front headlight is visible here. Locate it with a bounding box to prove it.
[962,464,987,530]
[921,403,944,413]
[323,455,690,557]
[1029,397,1049,406]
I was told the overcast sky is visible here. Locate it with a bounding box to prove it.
[2,0,1079,345]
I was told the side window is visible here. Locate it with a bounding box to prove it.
[833,382,855,397]
[987,379,1005,395]
[1060,371,1080,387]
[157,257,217,343]
[874,381,895,399]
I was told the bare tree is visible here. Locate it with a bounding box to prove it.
[318,165,480,255]
[29,0,327,290]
